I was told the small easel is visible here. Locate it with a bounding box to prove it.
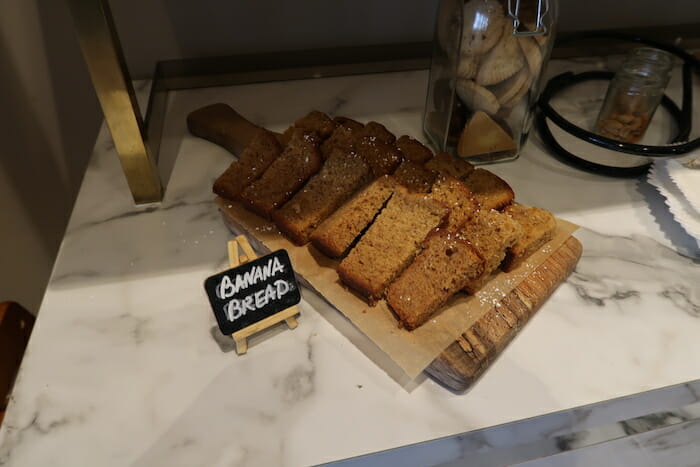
[227,235,299,355]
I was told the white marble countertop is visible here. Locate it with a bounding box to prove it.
[1,58,700,467]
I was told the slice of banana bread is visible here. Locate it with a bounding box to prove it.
[213,128,283,201]
[387,230,484,330]
[393,160,437,193]
[310,176,398,258]
[425,152,475,180]
[354,122,403,176]
[338,187,450,302]
[396,135,433,163]
[282,110,337,144]
[239,129,323,218]
[428,175,479,230]
[271,148,372,245]
[460,209,523,294]
[462,168,515,211]
[320,117,364,158]
[501,204,557,272]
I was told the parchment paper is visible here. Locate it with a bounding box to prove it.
[216,197,579,379]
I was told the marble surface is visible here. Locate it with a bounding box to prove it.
[1,59,700,466]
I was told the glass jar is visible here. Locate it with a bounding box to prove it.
[595,48,673,143]
[423,0,558,164]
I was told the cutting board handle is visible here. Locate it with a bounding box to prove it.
[187,103,284,156]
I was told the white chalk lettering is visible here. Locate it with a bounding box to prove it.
[218,255,288,300]
[222,279,294,322]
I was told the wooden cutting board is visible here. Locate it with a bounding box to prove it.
[190,104,582,392]
[425,237,581,391]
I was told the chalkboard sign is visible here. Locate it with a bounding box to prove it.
[204,250,301,335]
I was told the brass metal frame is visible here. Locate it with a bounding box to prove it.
[67,0,162,205]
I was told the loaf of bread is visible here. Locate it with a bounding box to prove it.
[428,174,478,230]
[460,209,523,294]
[354,122,403,176]
[502,204,557,272]
[396,135,433,163]
[213,128,283,200]
[387,230,484,330]
[271,148,372,245]
[310,176,397,258]
[425,152,475,179]
[338,187,449,302]
[463,168,515,211]
[239,129,323,218]
[393,160,437,193]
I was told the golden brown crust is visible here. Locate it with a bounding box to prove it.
[396,135,433,163]
[393,160,437,193]
[501,204,556,271]
[462,168,515,211]
[212,128,282,200]
[239,129,323,218]
[425,152,475,180]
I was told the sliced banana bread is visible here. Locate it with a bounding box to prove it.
[462,168,515,211]
[460,209,523,294]
[213,128,283,201]
[282,110,337,144]
[354,122,403,176]
[502,204,557,272]
[396,135,433,163]
[387,230,484,330]
[320,117,364,158]
[239,129,323,218]
[393,160,437,193]
[428,175,479,230]
[310,176,397,258]
[425,152,475,179]
[271,148,372,245]
[338,187,450,302]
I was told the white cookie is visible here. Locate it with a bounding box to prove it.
[475,21,525,86]
[460,0,506,56]
[456,79,500,116]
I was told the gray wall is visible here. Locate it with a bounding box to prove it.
[110,0,700,78]
[2,0,699,314]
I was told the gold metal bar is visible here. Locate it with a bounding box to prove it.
[67,0,162,205]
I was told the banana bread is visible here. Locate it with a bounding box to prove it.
[213,128,283,200]
[460,209,523,294]
[282,110,337,145]
[320,117,364,158]
[338,187,450,302]
[387,230,484,330]
[425,152,475,179]
[462,168,515,211]
[272,148,372,245]
[393,160,437,193]
[310,176,397,258]
[354,122,403,176]
[502,204,557,272]
[428,175,479,230]
[239,129,323,218]
[396,135,433,163]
